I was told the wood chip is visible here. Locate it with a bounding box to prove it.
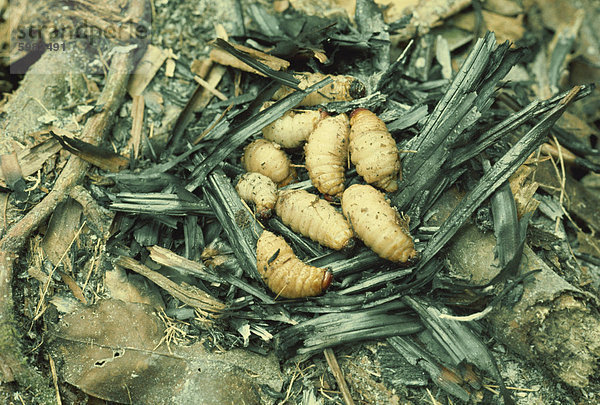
[59,271,87,304]
[191,59,213,77]
[129,95,145,159]
[165,58,176,77]
[127,45,168,97]
[209,43,290,76]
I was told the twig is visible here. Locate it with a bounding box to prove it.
[323,348,355,405]
[115,256,225,313]
[194,75,228,101]
[48,355,62,405]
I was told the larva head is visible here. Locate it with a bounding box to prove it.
[349,108,374,127]
[321,270,333,291]
[323,193,336,203]
[349,108,369,119]
[256,207,273,220]
[349,79,366,99]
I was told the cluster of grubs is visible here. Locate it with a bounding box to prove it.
[235,73,417,299]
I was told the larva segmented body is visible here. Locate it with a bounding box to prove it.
[241,139,296,186]
[275,189,353,250]
[304,113,350,197]
[261,103,323,148]
[256,230,332,298]
[349,108,401,192]
[272,72,366,106]
[235,172,278,219]
[341,184,417,263]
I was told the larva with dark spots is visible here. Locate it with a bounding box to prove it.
[241,139,296,186]
[272,72,366,106]
[235,172,278,219]
[256,230,332,298]
[304,113,349,197]
[341,184,417,263]
[349,108,401,192]
[261,103,323,148]
[275,189,353,250]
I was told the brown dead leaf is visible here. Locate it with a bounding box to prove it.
[51,133,129,172]
[50,299,282,404]
[105,265,165,309]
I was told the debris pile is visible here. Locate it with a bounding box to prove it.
[1,0,599,404]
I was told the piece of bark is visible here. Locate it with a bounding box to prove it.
[0,137,62,187]
[0,149,24,190]
[324,348,355,405]
[190,59,213,77]
[482,0,523,16]
[428,191,600,388]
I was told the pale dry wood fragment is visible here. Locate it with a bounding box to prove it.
[191,59,213,77]
[209,43,290,76]
[127,44,168,97]
[129,94,145,159]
